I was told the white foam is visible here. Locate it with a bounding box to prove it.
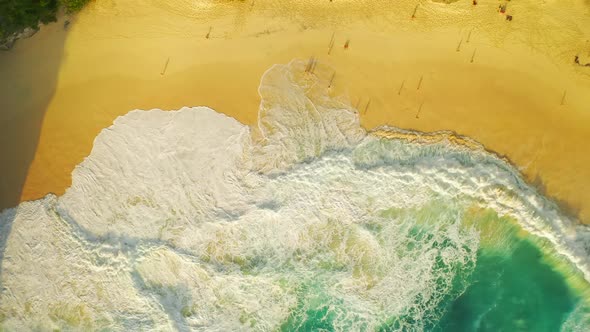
[57,107,251,239]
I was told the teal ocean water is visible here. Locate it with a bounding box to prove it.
[278,205,587,332]
[436,239,575,332]
[1,60,589,331]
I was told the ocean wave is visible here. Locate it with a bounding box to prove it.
[0,59,588,330]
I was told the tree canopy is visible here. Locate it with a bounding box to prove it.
[0,0,89,43]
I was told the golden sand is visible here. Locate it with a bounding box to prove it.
[1,0,590,222]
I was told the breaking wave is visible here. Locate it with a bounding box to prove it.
[1,60,589,331]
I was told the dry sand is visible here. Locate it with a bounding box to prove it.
[1,0,590,222]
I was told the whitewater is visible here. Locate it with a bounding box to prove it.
[0,60,589,331]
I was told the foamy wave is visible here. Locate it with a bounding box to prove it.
[0,59,588,330]
[353,128,590,280]
[251,60,365,173]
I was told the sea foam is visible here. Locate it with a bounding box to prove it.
[0,60,588,331]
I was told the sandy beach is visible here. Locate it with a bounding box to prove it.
[1,0,590,222]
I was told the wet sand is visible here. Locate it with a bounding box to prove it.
[1,0,590,222]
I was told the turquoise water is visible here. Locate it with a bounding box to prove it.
[433,240,576,332]
[278,207,587,331]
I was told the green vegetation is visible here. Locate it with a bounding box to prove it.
[0,0,90,46]
[0,0,58,40]
[60,0,90,13]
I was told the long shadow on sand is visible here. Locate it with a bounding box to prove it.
[0,19,68,290]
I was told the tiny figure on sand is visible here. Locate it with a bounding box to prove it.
[574,55,590,67]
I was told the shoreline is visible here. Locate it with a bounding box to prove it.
[4,102,590,287]
[371,126,583,224]
[0,28,39,51]
[1,0,590,223]
[2,101,581,221]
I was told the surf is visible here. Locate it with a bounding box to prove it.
[0,60,589,331]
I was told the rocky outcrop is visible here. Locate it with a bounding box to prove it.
[0,27,38,51]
